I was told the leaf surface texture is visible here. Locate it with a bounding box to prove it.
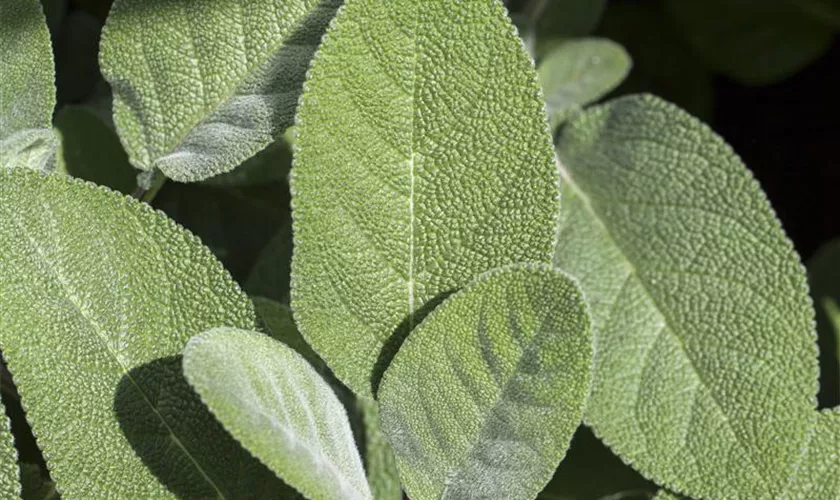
[553,94,838,499]
[0,169,289,498]
[184,328,371,500]
[292,0,559,396]
[379,265,593,500]
[100,0,340,181]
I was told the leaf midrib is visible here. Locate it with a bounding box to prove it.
[11,208,226,499]
[556,162,773,495]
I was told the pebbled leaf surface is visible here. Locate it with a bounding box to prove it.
[379,264,593,500]
[0,169,288,498]
[553,94,838,499]
[100,0,340,182]
[184,327,372,500]
[0,0,58,171]
[292,0,559,396]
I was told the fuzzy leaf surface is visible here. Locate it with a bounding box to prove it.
[99,0,339,181]
[538,38,630,128]
[0,399,19,498]
[0,169,288,498]
[379,265,592,500]
[553,94,838,499]
[184,328,372,500]
[292,0,559,396]
[0,0,58,171]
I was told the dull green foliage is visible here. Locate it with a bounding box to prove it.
[356,397,403,500]
[553,94,838,499]
[379,265,592,500]
[100,0,340,182]
[184,328,371,500]
[291,0,559,397]
[0,169,288,498]
[0,399,19,498]
[0,0,58,171]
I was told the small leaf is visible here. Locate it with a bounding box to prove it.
[0,169,289,497]
[0,0,58,171]
[808,239,840,405]
[538,38,631,129]
[553,94,837,499]
[0,398,20,498]
[663,0,833,85]
[356,397,402,500]
[533,0,607,40]
[54,105,137,194]
[99,0,340,182]
[247,219,293,304]
[184,328,372,500]
[379,264,593,500]
[254,297,327,375]
[292,0,560,397]
[20,462,59,500]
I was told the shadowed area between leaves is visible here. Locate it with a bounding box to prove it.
[372,289,456,397]
[114,356,295,499]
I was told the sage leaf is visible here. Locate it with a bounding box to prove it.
[20,462,59,500]
[553,94,838,499]
[356,397,402,500]
[0,0,58,171]
[533,0,607,40]
[247,220,294,304]
[0,169,288,498]
[663,0,833,85]
[99,0,340,182]
[0,399,19,498]
[379,265,593,500]
[808,239,840,404]
[292,0,559,396]
[254,297,327,375]
[538,38,631,129]
[184,328,372,500]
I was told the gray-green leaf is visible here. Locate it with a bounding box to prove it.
[379,264,593,500]
[0,169,288,498]
[292,0,560,397]
[356,397,402,500]
[184,327,372,500]
[538,38,631,129]
[99,0,340,182]
[0,398,19,498]
[0,0,58,171]
[553,94,837,499]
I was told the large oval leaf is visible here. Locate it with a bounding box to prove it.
[379,265,593,500]
[0,399,19,497]
[291,0,559,396]
[553,94,837,499]
[0,169,289,498]
[184,328,371,500]
[99,0,340,182]
[0,0,58,171]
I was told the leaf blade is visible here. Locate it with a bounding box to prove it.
[291,0,560,396]
[184,328,372,500]
[379,264,593,500]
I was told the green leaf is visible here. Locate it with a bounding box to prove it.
[808,239,840,404]
[652,491,682,500]
[538,38,631,129]
[533,0,607,40]
[253,297,327,375]
[356,397,402,500]
[379,264,593,500]
[0,398,20,498]
[99,0,340,182]
[663,0,833,85]
[552,94,838,499]
[20,462,59,500]
[0,169,289,498]
[292,0,560,397]
[184,327,372,500]
[54,105,137,194]
[0,0,58,171]
[246,219,293,304]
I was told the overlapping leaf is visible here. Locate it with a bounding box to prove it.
[379,265,593,500]
[553,94,839,499]
[0,0,58,171]
[100,0,340,181]
[292,0,559,396]
[184,328,371,500]
[0,399,19,497]
[0,169,289,498]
